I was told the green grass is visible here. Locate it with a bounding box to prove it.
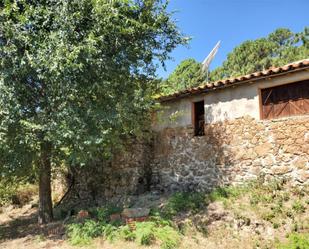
[66,179,309,248]
[276,233,309,249]
[66,210,180,248]
[292,201,306,213]
[161,192,206,218]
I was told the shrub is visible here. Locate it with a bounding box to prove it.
[209,185,244,202]
[114,225,136,241]
[0,180,37,207]
[88,205,122,223]
[0,180,17,206]
[12,184,38,206]
[276,233,309,249]
[67,213,181,248]
[67,219,106,245]
[292,201,306,213]
[261,211,276,221]
[135,222,156,245]
[155,225,180,249]
[163,192,205,218]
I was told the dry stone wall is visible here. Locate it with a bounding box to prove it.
[151,115,309,192]
[65,139,153,206]
[67,115,309,206]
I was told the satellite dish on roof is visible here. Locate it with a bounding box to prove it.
[202,41,221,82]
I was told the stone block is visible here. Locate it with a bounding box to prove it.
[255,143,272,157]
[293,158,308,169]
[122,208,150,218]
[272,166,292,175]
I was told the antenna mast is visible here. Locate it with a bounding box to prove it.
[202,41,221,82]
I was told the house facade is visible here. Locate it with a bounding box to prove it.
[69,59,309,206]
[151,59,309,192]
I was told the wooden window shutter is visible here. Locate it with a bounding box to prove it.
[261,80,309,119]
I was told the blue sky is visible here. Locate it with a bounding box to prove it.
[157,0,309,78]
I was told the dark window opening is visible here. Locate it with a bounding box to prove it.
[261,80,309,120]
[193,100,205,136]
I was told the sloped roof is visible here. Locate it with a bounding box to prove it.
[159,58,309,102]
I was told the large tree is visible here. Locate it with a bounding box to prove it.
[210,28,309,81]
[161,58,205,94]
[0,0,185,223]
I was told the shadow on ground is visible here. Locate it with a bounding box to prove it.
[0,208,64,243]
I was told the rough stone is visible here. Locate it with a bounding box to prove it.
[255,143,272,157]
[271,166,292,175]
[68,115,309,204]
[293,158,308,169]
[151,115,309,192]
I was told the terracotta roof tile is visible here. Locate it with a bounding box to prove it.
[159,58,309,102]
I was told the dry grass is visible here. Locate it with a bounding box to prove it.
[1,179,309,249]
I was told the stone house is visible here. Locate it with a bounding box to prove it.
[71,59,309,205]
[151,59,309,192]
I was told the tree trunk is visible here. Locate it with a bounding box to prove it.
[38,141,53,224]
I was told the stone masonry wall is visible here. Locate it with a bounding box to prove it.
[66,115,309,207]
[64,139,153,207]
[151,115,309,192]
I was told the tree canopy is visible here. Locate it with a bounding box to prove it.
[210,28,309,81]
[0,0,185,223]
[160,58,205,95]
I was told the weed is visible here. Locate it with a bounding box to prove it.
[135,222,156,245]
[285,209,294,219]
[0,180,37,207]
[292,201,305,213]
[209,185,244,202]
[114,225,136,241]
[291,187,305,198]
[265,179,285,192]
[163,192,205,218]
[67,219,106,245]
[34,234,46,242]
[250,193,260,205]
[88,205,122,222]
[272,222,280,229]
[261,211,276,221]
[276,233,309,249]
[271,203,283,214]
[250,192,273,205]
[155,225,180,249]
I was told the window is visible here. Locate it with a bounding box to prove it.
[260,80,309,120]
[192,100,205,136]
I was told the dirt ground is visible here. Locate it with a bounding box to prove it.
[1,183,308,249]
[0,205,195,249]
[0,204,245,249]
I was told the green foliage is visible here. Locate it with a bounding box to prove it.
[163,192,206,217]
[210,27,309,81]
[276,233,309,249]
[0,178,37,206]
[67,218,180,248]
[154,225,180,249]
[209,185,244,202]
[0,0,185,167]
[261,211,276,222]
[135,222,156,245]
[161,58,205,94]
[67,219,105,245]
[0,0,185,218]
[292,201,306,213]
[0,179,18,206]
[88,205,122,223]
